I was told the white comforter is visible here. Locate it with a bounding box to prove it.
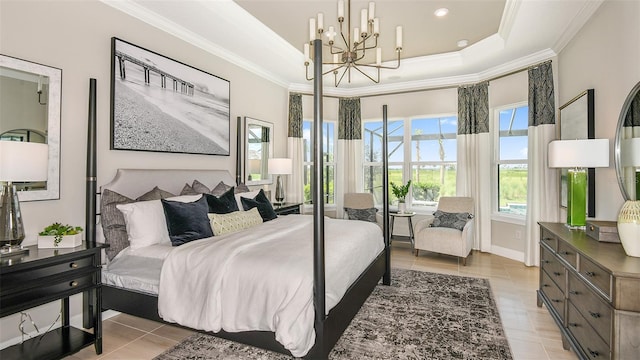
[158,214,384,357]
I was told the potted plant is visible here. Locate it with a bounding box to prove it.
[38,223,83,248]
[391,180,412,213]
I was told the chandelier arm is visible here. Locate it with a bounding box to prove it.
[305,63,314,81]
[358,50,402,70]
[351,64,380,84]
[335,65,350,87]
[322,64,344,76]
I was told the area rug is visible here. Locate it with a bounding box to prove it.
[154,269,512,359]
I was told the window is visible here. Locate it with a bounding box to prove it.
[363,115,457,210]
[495,104,528,217]
[303,120,336,204]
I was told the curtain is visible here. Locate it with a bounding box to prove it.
[524,61,559,266]
[456,82,491,252]
[287,93,304,203]
[336,97,363,218]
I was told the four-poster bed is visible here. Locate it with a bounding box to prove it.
[88,40,391,358]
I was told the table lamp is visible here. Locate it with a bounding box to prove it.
[548,139,609,228]
[0,141,49,251]
[268,158,292,204]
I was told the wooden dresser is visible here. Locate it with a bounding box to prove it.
[537,222,640,360]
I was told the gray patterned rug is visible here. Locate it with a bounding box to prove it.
[155,269,512,359]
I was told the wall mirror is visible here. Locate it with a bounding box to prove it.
[615,81,640,201]
[559,89,595,217]
[244,117,273,185]
[0,54,61,201]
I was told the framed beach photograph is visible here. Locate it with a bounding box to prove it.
[110,37,230,155]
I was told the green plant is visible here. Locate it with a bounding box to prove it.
[390,180,412,202]
[39,223,83,246]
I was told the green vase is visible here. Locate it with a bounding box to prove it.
[566,169,587,227]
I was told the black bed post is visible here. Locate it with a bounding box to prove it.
[312,38,326,356]
[236,116,243,185]
[382,105,391,285]
[84,78,97,329]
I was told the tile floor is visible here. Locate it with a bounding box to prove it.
[67,242,578,360]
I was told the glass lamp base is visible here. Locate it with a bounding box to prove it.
[566,169,587,228]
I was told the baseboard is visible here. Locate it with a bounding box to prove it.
[490,245,524,263]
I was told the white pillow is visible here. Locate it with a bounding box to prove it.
[235,190,260,210]
[116,194,203,250]
[208,207,263,236]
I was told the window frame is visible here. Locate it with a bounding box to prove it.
[302,119,337,210]
[491,101,529,224]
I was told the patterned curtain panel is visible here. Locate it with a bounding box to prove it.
[338,97,362,140]
[458,83,489,135]
[525,60,558,267]
[288,93,303,138]
[456,82,490,251]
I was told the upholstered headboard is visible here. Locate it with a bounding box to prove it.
[100,168,236,198]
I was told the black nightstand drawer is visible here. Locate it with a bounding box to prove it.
[0,254,94,288]
[274,203,301,215]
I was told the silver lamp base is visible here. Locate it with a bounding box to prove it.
[274,175,285,205]
[0,182,26,247]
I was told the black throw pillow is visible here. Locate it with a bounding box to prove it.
[241,189,277,222]
[161,196,213,246]
[204,187,239,214]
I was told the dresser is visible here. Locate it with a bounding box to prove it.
[0,243,107,359]
[537,222,640,360]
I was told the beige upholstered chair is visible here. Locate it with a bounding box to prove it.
[413,197,475,265]
[343,193,381,226]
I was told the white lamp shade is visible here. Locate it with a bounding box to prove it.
[548,139,609,168]
[268,158,293,175]
[0,141,49,181]
[621,138,640,167]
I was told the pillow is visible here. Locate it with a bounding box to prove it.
[210,181,231,196]
[136,186,175,201]
[162,196,213,246]
[431,210,473,231]
[180,183,199,195]
[208,207,263,236]
[235,183,250,193]
[117,200,171,250]
[204,187,239,214]
[192,179,211,194]
[345,207,378,223]
[100,189,135,260]
[241,189,277,222]
[235,189,260,210]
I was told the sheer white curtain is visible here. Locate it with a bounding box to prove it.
[456,83,491,251]
[287,93,304,203]
[525,61,559,266]
[336,97,363,218]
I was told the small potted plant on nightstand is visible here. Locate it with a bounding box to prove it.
[38,223,83,248]
[391,180,411,214]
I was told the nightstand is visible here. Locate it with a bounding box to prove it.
[273,202,302,215]
[0,242,108,359]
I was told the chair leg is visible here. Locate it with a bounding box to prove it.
[462,256,467,266]
[415,249,419,256]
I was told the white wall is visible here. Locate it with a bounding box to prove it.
[0,0,288,345]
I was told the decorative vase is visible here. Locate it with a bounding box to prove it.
[398,201,406,214]
[618,200,640,257]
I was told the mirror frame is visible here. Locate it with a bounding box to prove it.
[244,117,273,186]
[0,54,61,201]
[615,81,640,201]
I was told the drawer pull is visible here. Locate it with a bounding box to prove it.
[587,348,599,358]
[561,251,571,255]
[585,271,596,277]
[543,237,553,242]
[542,260,550,264]
[70,262,78,269]
[553,271,562,276]
[589,311,601,319]
[569,322,579,327]
[551,299,562,303]
[569,290,579,295]
[69,281,78,287]
[542,284,550,288]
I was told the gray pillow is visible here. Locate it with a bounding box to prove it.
[136,186,174,201]
[192,179,211,194]
[180,183,199,195]
[100,189,134,261]
[345,207,378,223]
[431,210,472,231]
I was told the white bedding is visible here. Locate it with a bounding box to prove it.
[157,214,383,357]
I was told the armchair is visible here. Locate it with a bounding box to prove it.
[413,197,474,265]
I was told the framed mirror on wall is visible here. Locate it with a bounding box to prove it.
[615,81,640,201]
[244,117,273,186]
[0,54,61,201]
[558,89,595,217]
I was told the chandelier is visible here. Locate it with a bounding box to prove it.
[304,0,403,87]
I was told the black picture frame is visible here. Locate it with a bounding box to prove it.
[110,37,230,156]
[558,89,595,217]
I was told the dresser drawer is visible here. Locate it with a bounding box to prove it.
[541,246,565,292]
[557,241,577,269]
[567,302,611,360]
[540,270,565,319]
[580,256,612,299]
[540,228,558,252]
[568,271,613,346]
[0,254,95,289]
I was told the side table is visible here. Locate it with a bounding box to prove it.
[389,211,416,247]
[273,202,302,216]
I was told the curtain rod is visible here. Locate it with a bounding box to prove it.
[297,59,552,99]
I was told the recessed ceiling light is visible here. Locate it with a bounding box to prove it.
[457,39,469,48]
[434,8,449,17]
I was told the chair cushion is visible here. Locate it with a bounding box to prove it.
[431,210,473,231]
[345,207,378,222]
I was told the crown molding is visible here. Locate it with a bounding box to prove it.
[498,0,521,42]
[553,0,605,53]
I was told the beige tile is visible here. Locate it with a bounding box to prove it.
[100,333,177,360]
[508,338,549,360]
[109,313,164,333]
[151,324,195,342]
